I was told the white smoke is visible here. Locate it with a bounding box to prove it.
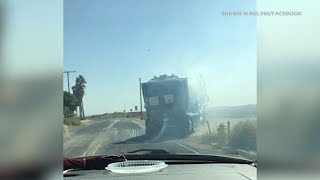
[184,67,210,112]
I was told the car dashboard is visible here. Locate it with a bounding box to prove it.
[64,163,256,180]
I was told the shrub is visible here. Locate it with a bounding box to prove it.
[214,123,228,145]
[214,132,227,145]
[201,131,214,144]
[229,120,256,150]
[64,117,81,125]
[71,119,81,125]
[64,118,72,125]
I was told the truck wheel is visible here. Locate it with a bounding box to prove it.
[191,119,196,133]
[182,121,191,137]
[146,125,152,136]
[145,118,153,137]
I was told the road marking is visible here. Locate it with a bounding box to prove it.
[130,118,145,129]
[175,141,200,154]
[91,144,100,155]
[86,145,95,156]
[103,119,120,131]
[65,119,120,158]
[86,143,101,156]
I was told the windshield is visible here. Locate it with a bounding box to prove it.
[63,0,257,162]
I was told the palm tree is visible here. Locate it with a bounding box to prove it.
[72,75,87,120]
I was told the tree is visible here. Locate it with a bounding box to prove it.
[63,91,77,117]
[72,75,87,120]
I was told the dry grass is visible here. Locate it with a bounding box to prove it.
[64,117,81,125]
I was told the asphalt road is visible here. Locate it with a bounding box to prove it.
[63,118,256,160]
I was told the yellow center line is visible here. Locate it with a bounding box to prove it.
[91,144,101,155]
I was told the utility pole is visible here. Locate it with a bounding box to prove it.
[227,121,230,142]
[139,77,143,120]
[64,70,76,93]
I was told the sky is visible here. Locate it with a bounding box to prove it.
[64,0,257,115]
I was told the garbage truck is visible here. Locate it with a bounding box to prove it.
[141,74,208,138]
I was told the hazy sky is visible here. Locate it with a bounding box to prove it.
[64,0,257,115]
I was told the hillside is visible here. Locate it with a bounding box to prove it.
[205,104,256,119]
